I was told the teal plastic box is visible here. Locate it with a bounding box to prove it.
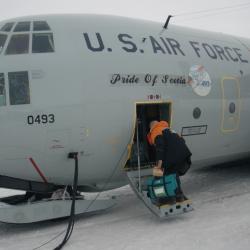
[147,174,177,200]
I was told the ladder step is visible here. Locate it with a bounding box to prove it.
[126,169,193,219]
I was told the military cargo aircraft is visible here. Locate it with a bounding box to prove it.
[0,14,249,223]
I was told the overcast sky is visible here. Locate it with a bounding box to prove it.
[0,0,249,38]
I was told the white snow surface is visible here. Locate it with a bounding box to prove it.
[1,161,250,250]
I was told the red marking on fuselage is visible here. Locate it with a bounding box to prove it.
[29,158,48,183]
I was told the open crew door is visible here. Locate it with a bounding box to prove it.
[127,102,172,169]
[125,102,192,218]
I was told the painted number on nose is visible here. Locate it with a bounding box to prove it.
[27,114,55,125]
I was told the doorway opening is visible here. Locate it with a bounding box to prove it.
[126,102,172,169]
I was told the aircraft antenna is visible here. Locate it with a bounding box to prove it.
[163,15,173,29]
[160,15,173,35]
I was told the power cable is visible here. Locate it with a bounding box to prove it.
[32,231,66,250]
[32,139,131,250]
[53,152,79,250]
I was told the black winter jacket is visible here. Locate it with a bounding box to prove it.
[155,129,192,172]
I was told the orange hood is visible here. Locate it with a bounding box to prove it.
[147,121,169,145]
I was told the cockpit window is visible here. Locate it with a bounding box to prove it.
[3,20,54,55]
[32,33,54,53]
[0,34,7,53]
[33,21,51,31]
[1,22,14,32]
[0,73,6,106]
[8,71,30,105]
[5,34,29,55]
[14,22,31,32]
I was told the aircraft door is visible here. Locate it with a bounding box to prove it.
[221,77,240,132]
[126,102,172,168]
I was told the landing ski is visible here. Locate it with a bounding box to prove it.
[0,197,116,224]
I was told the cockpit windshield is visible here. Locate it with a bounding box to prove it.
[0,20,55,55]
[14,22,31,32]
[33,21,51,31]
[0,22,14,32]
[6,34,29,55]
[32,33,54,53]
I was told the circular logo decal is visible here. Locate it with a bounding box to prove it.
[188,65,212,96]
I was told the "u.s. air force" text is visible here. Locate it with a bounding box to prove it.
[83,33,248,64]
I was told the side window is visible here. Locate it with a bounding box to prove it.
[32,33,54,53]
[0,73,6,106]
[14,22,30,32]
[8,71,30,105]
[0,34,7,53]
[5,34,29,55]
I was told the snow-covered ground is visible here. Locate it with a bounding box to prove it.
[1,161,250,250]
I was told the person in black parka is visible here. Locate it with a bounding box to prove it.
[148,121,192,202]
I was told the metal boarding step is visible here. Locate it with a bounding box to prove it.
[126,167,193,219]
